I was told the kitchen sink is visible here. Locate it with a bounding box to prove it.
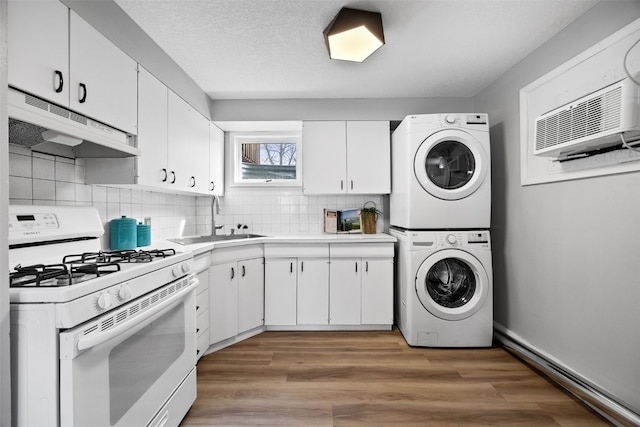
[168,233,264,245]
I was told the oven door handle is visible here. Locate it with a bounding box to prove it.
[76,285,196,353]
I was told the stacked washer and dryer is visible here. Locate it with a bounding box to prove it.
[390,114,493,347]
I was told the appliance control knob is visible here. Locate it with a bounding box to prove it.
[97,292,112,310]
[118,284,132,301]
[446,234,457,245]
[172,265,182,278]
[445,115,456,124]
[181,262,192,274]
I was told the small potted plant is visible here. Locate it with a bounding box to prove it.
[360,201,382,234]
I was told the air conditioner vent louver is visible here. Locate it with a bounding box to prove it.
[533,79,640,158]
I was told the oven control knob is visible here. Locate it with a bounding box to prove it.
[446,234,457,245]
[97,292,112,310]
[181,262,192,274]
[118,284,132,301]
[172,265,183,278]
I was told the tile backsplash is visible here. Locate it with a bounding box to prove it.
[8,144,198,248]
[9,144,388,246]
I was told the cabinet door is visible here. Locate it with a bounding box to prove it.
[238,258,264,333]
[188,108,211,194]
[69,11,138,134]
[329,258,362,325]
[209,262,238,343]
[297,258,330,325]
[167,91,192,191]
[209,123,225,196]
[361,258,394,325]
[137,67,169,187]
[265,258,297,326]
[302,121,347,194]
[8,0,69,106]
[346,121,391,194]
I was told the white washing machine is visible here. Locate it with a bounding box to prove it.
[390,228,493,347]
[390,113,491,229]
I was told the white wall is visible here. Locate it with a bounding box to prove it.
[473,1,640,415]
[0,0,10,424]
[210,97,473,121]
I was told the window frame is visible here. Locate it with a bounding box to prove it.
[232,132,303,187]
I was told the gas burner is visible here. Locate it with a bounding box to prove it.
[62,248,176,265]
[10,263,72,287]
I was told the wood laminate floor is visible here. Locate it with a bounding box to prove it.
[180,330,609,426]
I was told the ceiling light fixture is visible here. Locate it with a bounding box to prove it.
[323,7,385,63]
[41,130,83,147]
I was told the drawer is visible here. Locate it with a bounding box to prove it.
[265,243,329,258]
[330,242,394,258]
[193,252,211,273]
[196,289,209,313]
[196,308,209,337]
[196,328,209,360]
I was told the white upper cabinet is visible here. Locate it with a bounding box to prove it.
[137,67,169,187]
[346,121,391,194]
[69,11,138,134]
[188,106,211,194]
[302,121,390,194]
[167,91,211,193]
[7,1,138,135]
[302,121,347,194]
[8,0,69,106]
[209,124,225,196]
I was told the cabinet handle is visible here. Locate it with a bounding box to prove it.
[355,262,358,273]
[210,181,215,192]
[231,267,235,280]
[340,180,344,190]
[290,262,293,274]
[351,180,354,190]
[242,265,246,277]
[196,328,200,333]
[170,171,176,184]
[78,83,87,103]
[190,176,196,188]
[196,305,200,311]
[301,261,304,273]
[54,70,64,93]
[161,168,168,182]
[366,261,369,272]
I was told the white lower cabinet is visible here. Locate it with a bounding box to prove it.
[296,258,330,325]
[195,269,210,360]
[264,242,393,329]
[209,246,264,345]
[264,258,297,325]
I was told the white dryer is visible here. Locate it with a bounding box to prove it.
[390,113,491,229]
[390,228,493,347]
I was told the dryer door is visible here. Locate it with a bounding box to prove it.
[415,249,489,321]
[414,129,488,200]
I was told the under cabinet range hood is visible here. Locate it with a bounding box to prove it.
[8,88,140,158]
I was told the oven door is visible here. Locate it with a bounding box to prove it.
[59,274,197,427]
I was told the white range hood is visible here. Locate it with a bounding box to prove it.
[8,88,140,158]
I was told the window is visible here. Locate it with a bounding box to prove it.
[233,133,302,186]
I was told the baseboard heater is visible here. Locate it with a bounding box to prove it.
[493,324,640,427]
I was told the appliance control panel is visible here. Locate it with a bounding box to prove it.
[9,212,59,232]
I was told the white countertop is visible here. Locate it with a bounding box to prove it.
[157,232,396,256]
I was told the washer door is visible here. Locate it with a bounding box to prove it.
[414,129,488,200]
[415,249,489,321]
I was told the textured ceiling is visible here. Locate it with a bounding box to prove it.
[114,0,598,100]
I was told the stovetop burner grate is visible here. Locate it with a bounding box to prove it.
[10,248,177,288]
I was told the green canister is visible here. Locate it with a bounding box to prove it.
[110,216,137,250]
[137,222,151,247]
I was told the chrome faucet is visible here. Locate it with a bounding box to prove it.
[211,196,222,235]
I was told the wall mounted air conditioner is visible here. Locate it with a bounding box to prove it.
[533,78,640,159]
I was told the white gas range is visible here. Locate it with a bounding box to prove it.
[8,205,198,427]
